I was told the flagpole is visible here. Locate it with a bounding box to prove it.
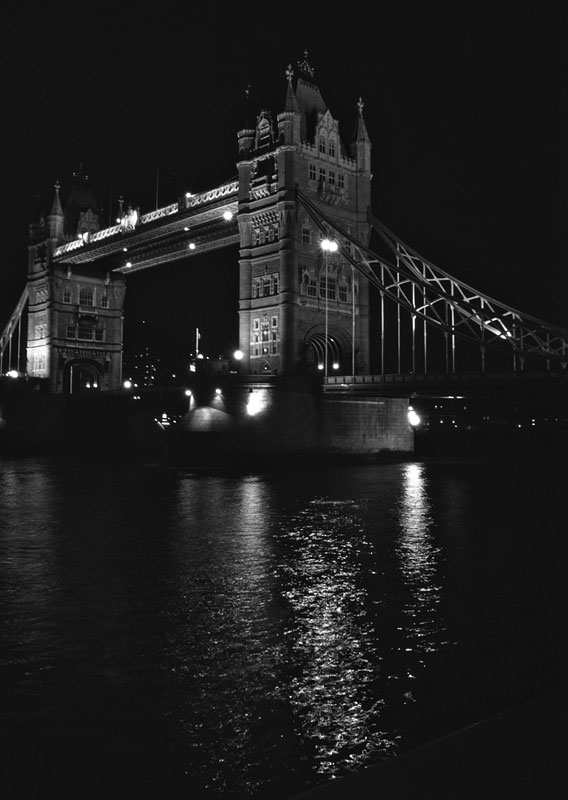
[196,327,199,357]
[155,166,159,210]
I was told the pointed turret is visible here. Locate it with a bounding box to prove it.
[278,64,301,145]
[47,180,65,242]
[351,97,372,173]
[63,165,101,238]
[237,84,256,158]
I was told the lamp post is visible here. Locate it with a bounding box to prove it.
[321,239,338,377]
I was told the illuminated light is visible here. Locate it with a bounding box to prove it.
[321,238,339,253]
[223,210,233,221]
[197,354,204,360]
[246,392,265,416]
[408,407,421,427]
[7,370,19,379]
[188,243,196,250]
[77,234,82,240]
[126,261,132,268]
[86,382,91,389]
[185,389,192,397]
[184,226,189,231]
[185,192,192,199]
[317,363,324,370]
[332,362,339,370]
[93,382,98,388]
[233,350,243,360]
[116,218,121,224]
[215,387,222,395]
[123,247,128,252]
[123,380,132,389]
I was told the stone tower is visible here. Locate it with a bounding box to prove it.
[26,168,126,393]
[236,53,372,376]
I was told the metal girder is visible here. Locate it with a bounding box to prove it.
[296,189,568,366]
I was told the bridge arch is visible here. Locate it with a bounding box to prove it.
[64,358,102,394]
[303,326,351,375]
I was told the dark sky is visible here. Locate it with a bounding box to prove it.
[2,2,568,357]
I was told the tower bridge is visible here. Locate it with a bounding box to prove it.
[2,52,568,428]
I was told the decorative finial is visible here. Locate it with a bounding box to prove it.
[358,97,364,115]
[286,64,294,84]
[297,50,314,79]
[245,83,251,102]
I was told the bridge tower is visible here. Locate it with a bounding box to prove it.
[236,54,372,375]
[26,169,126,393]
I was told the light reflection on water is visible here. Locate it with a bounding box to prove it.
[0,456,565,799]
[276,498,397,780]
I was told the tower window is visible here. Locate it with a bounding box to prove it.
[320,275,336,300]
[79,287,93,307]
[309,164,316,180]
[319,137,326,154]
[329,171,336,186]
[63,289,72,304]
[338,173,345,190]
[302,226,311,244]
[101,294,109,309]
[328,139,336,158]
[66,325,76,339]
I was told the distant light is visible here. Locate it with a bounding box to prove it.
[233,349,243,360]
[185,192,192,199]
[116,217,121,224]
[332,362,339,370]
[215,387,222,395]
[321,238,338,253]
[123,247,128,252]
[223,211,233,221]
[317,363,324,370]
[408,407,421,427]
[197,354,204,359]
[123,380,132,389]
[184,389,192,397]
[126,261,132,268]
[7,370,19,379]
[184,226,189,231]
[188,243,196,250]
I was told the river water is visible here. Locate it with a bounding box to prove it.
[0,453,565,799]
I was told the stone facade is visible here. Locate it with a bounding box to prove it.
[26,173,126,393]
[236,56,372,377]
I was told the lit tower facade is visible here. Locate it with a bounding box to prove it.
[26,168,126,392]
[236,54,372,375]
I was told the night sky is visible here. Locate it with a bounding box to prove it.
[2,2,568,359]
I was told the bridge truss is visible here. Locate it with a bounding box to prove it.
[296,189,568,375]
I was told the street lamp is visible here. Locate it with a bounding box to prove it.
[321,239,338,377]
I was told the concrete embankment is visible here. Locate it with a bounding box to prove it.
[290,686,568,799]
